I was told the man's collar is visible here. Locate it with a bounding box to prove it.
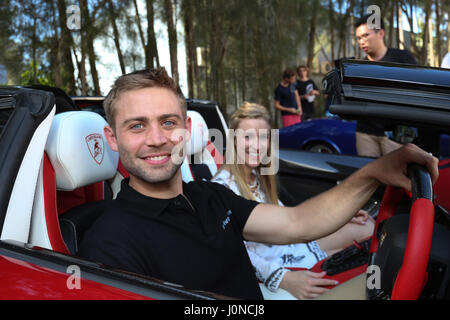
[117,178,175,216]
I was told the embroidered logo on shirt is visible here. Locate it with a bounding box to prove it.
[281,254,305,265]
[222,209,232,230]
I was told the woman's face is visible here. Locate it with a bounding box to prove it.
[235,117,271,169]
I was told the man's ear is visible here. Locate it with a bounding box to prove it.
[185,116,192,142]
[104,126,119,152]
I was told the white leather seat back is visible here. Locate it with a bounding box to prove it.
[186,110,209,156]
[45,111,119,191]
[181,111,220,182]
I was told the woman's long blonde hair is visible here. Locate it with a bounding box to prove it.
[216,102,279,205]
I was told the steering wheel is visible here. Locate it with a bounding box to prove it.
[367,164,435,300]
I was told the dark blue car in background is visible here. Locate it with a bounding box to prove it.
[279,116,450,157]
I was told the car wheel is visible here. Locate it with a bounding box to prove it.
[304,142,337,154]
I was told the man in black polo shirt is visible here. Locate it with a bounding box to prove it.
[354,14,417,158]
[79,68,438,299]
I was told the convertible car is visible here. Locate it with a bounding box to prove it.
[0,59,448,300]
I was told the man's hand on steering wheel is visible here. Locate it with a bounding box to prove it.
[364,143,439,192]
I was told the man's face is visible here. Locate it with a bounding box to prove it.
[105,87,191,186]
[299,68,308,77]
[289,75,297,84]
[356,24,384,57]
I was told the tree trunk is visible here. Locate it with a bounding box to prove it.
[132,0,147,56]
[79,0,101,95]
[422,0,431,65]
[57,0,76,94]
[448,12,450,53]
[435,0,442,65]
[395,1,400,49]
[145,0,160,69]
[208,1,218,102]
[182,0,195,97]
[428,13,435,66]
[398,5,405,49]
[164,0,179,85]
[387,0,394,48]
[307,0,319,70]
[31,13,37,84]
[328,0,335,61]
[107,0,126,75]
[50,1,62,88]
[72,45,88,96]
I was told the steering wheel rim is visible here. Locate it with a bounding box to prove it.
[367,164,435,300]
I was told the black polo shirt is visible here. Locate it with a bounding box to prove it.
[78,178,262,299]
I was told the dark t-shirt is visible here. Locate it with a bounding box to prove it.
[275,83,298,116]
[356,48,417,136]
[78,178,262,300]
[296,79,318,120]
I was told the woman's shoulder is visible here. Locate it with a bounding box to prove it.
[211,168,231,183]
[211,169,241,195]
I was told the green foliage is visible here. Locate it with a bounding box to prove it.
[20,62,55,87]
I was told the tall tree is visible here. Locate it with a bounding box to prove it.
[107,0,126,74]
[328,0,336,61]
[132,0,147,64]
[422,0,432,65]
[182,0,195,97]
[435,0,442,65]
[79,0,101,95]
[50,0,62,88]
[57,0,77,95]
[307,0,319,70]
[163,0,179,84]
[144,0,160,69]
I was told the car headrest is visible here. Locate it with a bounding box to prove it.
[45,111,119,191]
[186,110,209,156]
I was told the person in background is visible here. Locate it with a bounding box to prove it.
[274,69,302,127]
[296,65,320,121]
[212,101,375,300]
[354,14,417,158]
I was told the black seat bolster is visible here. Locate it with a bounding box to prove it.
[59,200,107,255]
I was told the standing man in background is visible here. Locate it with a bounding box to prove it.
[296,65,320,121]
[354,14,417,157]
[274,69,302,127]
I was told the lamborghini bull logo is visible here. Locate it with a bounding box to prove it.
[85,133,104,165]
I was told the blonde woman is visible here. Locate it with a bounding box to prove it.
[212,102,374,300]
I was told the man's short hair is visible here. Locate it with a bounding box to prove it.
[354,14,385,30]
[282,69,296,79]
[103,67,186,129]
